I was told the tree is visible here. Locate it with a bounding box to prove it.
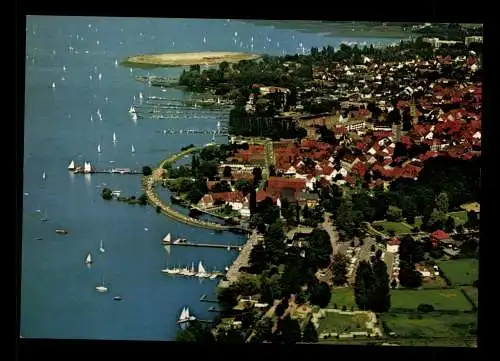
[176,320,216,343]
[101,187,112,200]
[278,315,302,344]
[427,208,446,230]
[370,259,391,312]
[138,193,148,205]
[336,198,357,238]
[302,321,318,343]
[191,154,199,175]
[398,235,424,264]
[142,165,152,176]
[252,317,274,343]
[331,253,349,286]
[217,328,245,343]
[249,189,257,215]
[309,282,331,308]
[386,205,403,222]
[398,260,423,288]
[354,260,375,310]
[445,216,456,233]
[223,165,232,178]
[435,192,449,213]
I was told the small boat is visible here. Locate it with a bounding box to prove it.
[68,160,75,170]
[55,229,68,235]
[128,105,135,114]
[35,237,43,240]
[227,244,231,251]
[113,132,117,143]
[96,280,108,293]
[161,266,180,274]
[131,144,135,153]
[85,252,93,265]
[51,82,56,89]
[196,261,210,278]
[40,209,48,222]
[113,296,123,301]
[99,240,105,253]
[24,192,30,196]
[42,171,46,180]
[144,227,149,232]
[97,144,101,153]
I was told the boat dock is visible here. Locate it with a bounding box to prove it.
[72,168,143,175]
[200,294,218,303]
[162,240,242,251]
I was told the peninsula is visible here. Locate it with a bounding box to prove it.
[122,52,261,68]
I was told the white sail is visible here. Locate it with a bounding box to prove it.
[85,252,92,264]
[164,245,171,255]
[113,132,117,143]
[97,144,101,153]
[163,233,171,243]
[68,160,75,170]
[179,307,187,321]
[184,307,190,319]
[131,113,138,122]
[198,261,207,274]
[131,145,135,153]
[128,105,135,114]
[42,171,46,180]
[51,82,56,89]
[99,240,105,253]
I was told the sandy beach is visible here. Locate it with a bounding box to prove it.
[123,52,261,67]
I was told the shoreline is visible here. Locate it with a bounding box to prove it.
[123,52,262,68]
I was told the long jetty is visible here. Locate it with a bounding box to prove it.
[142,147,248,232]
[163,241,241,250]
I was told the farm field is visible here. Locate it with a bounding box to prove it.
[317,312,370,335]
[373,221,413,235]
[390,288,473,311]
[461,286,478,308]
[447,210,468,226]
[382,312,477,341]
[437,258,478,285]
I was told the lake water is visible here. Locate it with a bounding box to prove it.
[21,16,408,341]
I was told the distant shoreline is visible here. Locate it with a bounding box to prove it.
[122,52,262,68]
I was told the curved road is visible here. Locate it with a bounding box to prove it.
[142,147,237,231]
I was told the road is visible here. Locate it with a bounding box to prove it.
[320,213,342,255]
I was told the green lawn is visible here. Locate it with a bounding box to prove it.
[382,312,477,341]
[461,287,478,308]
[317,312,369,335]
[410,216,423,229]
[447,211,468,226]
[390,289,473,311]
[437,259,478,285]
[329,287,357,310]
[373,221,413,235]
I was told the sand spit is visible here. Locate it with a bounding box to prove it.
[123,52,261,67]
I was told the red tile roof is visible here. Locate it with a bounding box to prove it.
[431,230,449,241]
[267,177,306,192]
[212,191,245,203]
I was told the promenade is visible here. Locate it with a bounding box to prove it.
[142,147,236,231]
[218,230,262,288]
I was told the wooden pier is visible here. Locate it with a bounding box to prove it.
[162,241,241,251]
[200,294,218,303]
[73,169,143,175]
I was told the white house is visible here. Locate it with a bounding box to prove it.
[387,238,400,253]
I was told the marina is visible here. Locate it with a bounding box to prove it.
[162,233,242,251]
[161,260,224,280]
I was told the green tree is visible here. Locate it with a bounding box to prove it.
[142,165,152,176]
[252,317,274,343]
[386,205,403,222]
[331,253,349,286]
[435,192,449,213]
[278,315,302,344]
[223,165,232,178]
[427,208,446,229]
[302,321,318,343]
[444,216,456,233]
[336,198,357,238]
[370,259,391,312]
[217,327,245,343]
[138,193,148,205]
[217,286,239,312]
[354,260,375,310]
[398,260,423,288]
[309,282,331,308]
[101,187,112,200]
[176,320,216,343]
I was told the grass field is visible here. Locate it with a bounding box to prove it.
[373,221,413,235]
[382,312,477,341]
[329,288,357,309]
[447,210,468,226]
[461,287,478,308]
[317,312,370,335]
[390,289,473,311]
[437,258,478,285]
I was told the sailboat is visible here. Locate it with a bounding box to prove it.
[227,244,231,251]
[177,307,196,324]
[113,132,117,143]
[42,171,46,180]
[85,252,93,266]
[68,160,75,170]
[185,262,196,277]
[128,105,135,114]
[196,261,210,278]
[99,240,105,253]
[131,144,135,153]
[97,144,101,153]
[95,279,108,293]
[162,233,172,244]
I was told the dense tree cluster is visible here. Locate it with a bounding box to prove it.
[354,259,391,312]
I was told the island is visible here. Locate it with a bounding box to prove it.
[122,51,261,68]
